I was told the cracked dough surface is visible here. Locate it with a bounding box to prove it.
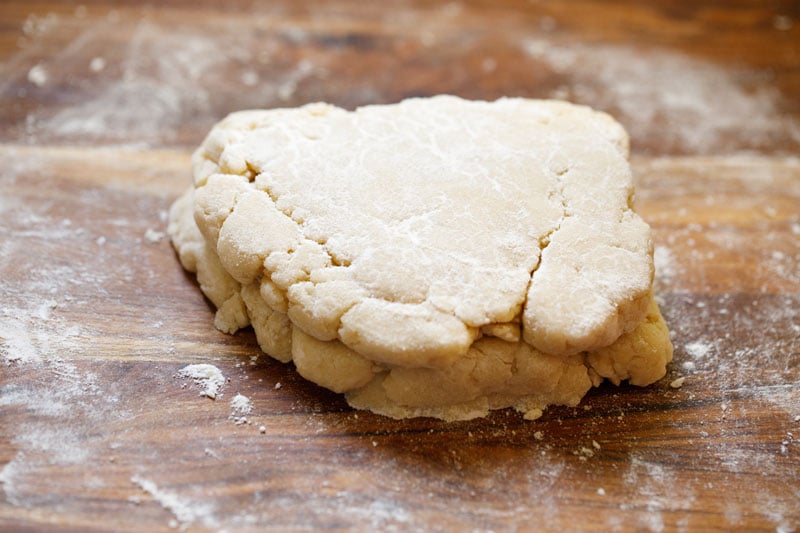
[169,95,673,421]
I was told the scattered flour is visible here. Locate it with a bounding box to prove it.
[177,364,226,399]
[230,393,253,425]
[622,454,693,532]
[0,317,40,365]
[653,245,677,287]
[16,19,328,147]
[39,21,225,143]
[89,56,106,72]
[684,341,713,360]
[131,475,218,531]
[230,393,252,415]
[0,358,123,508]
[3,5,799,532]
[21,12,60,37]
[27,64,48,87]
[520,38,799,154]
[144,228,165,243]
[10,7,796,156]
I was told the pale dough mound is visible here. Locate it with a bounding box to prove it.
[169,95,673,421]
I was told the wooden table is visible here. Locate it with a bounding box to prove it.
[1,1,798,531]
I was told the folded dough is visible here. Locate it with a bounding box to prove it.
[169,96,672,420]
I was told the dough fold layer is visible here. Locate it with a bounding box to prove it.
[169,96,672,421]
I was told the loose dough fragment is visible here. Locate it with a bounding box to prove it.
[169,95,673,421]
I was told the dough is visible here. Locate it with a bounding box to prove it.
[169,95,673,421]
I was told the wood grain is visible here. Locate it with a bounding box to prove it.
[1,1,799,531]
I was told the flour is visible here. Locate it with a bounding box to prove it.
[12,7,795,156]
[3,4,799,531]
[0,357,122,508]
[26,64,48,87]
[21,12,60,37]
[230,393,253,425]
[89,56,106,72]
[230,393,252,415]
[177,364,226,399]
[0,142,182,515]
[144,228,165,243]
[521,39,799,154]
[17,18,325,147]
[622,454,693,532]
[684,341,712,360]
[653,245,677,291]
[0,317,40,365]
[131,475,218,531]
[751,384,800,421]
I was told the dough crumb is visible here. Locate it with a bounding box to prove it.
[670,376,686,389]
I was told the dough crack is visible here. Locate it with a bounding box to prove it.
[253,182,351,274]
[523,165,571,308]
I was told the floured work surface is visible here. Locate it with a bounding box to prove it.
[1,1,799,531]
[2,145,797,532]
[169,96,673,420]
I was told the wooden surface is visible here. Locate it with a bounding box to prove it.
[1,1,799,531]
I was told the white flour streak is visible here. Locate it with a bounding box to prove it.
[521,39,799,154]
[0,358,121,508]
[0,155,127,512]
[752,384,800,419]
[23,18,324,147]
[622,454,695,532]
[43,22,226,142]
[131,475,218,530]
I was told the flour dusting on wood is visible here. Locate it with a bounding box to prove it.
[1,3,798,531]
[131,475,218,531]
[7,6,798,156]
[177,364,226,399]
